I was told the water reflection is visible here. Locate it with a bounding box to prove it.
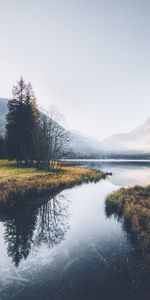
[3,209,37,267]
[1,160,150,299]
[1,193,70,267]
[105,198,150,299]
[34,194,70,249]
[71,159,150,186]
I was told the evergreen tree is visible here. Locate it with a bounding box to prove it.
[21,82,41,164]
[6,77,40,164]
[0,135,6,158]
[6,77,26,162]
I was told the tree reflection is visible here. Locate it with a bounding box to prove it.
[34,194,70,248]
[2,192,70,267]
[4,208,38,267]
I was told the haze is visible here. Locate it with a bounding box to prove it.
[0,0,150,139]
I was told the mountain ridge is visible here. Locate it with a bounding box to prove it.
[103,117,150,153]
[0,98,150,156]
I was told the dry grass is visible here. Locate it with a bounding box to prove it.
[0,160,52,182]
[105,186,150,261]
[0,160,105,205]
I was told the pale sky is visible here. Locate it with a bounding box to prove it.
[0,0,150,139]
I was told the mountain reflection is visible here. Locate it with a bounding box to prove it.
[2,193,70,267]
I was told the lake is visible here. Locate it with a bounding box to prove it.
[1,160,150,300]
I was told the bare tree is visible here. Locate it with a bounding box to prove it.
[40,107,71,170]
[34,193,70,248]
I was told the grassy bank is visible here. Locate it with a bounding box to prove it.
[0,160,105,206]
[105,185,150,260]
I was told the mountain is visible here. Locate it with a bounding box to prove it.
[103,117,150,153]
[0,98,104,156]
[69,130,103,156]
[1,97,150,156]
[0,98,9,136]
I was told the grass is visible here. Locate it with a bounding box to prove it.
[0,160,105,206]
[106,186,150,300]
[105,185,150,261]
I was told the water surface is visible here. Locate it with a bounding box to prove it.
[0,160,150,300]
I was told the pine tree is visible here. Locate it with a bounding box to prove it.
[0,135,6,158]
[6,77,41,164]
[22,82,41,164]
[6,77,26,162]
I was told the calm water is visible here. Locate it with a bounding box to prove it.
[1,160,150,300]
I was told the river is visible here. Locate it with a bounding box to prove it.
[0,160,150,300]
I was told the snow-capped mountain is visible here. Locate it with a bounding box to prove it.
[103,117,150,153]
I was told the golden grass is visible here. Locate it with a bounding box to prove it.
[0,160,52,182]
[105,186,150,262]
[0,160,105,205]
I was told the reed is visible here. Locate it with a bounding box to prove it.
[105,185,150,261]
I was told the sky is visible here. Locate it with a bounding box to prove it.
[0,0,150,140]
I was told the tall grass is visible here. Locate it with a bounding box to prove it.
[0,160,105,206]
[106,186,150,297]
[106,186,150,261]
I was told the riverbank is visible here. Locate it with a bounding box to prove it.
[0,160,105,207]
[105,185,150,261]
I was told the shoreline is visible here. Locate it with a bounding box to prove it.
[0,160,105,208]
[105,185,150,262]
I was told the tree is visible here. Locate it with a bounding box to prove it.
[6,77,26,161]
[0,135,6,158]
[39,108,70,170]
[6,77,40,164]
[6,77,70,168]
[22,82,41,164]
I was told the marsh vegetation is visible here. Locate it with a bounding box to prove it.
[106,185,150,258]
[105,185,150,299]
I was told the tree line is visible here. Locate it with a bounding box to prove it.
[0,77,70,169]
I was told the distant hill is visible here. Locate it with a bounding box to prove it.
[0,98,9,136]
[69,130,103,157]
